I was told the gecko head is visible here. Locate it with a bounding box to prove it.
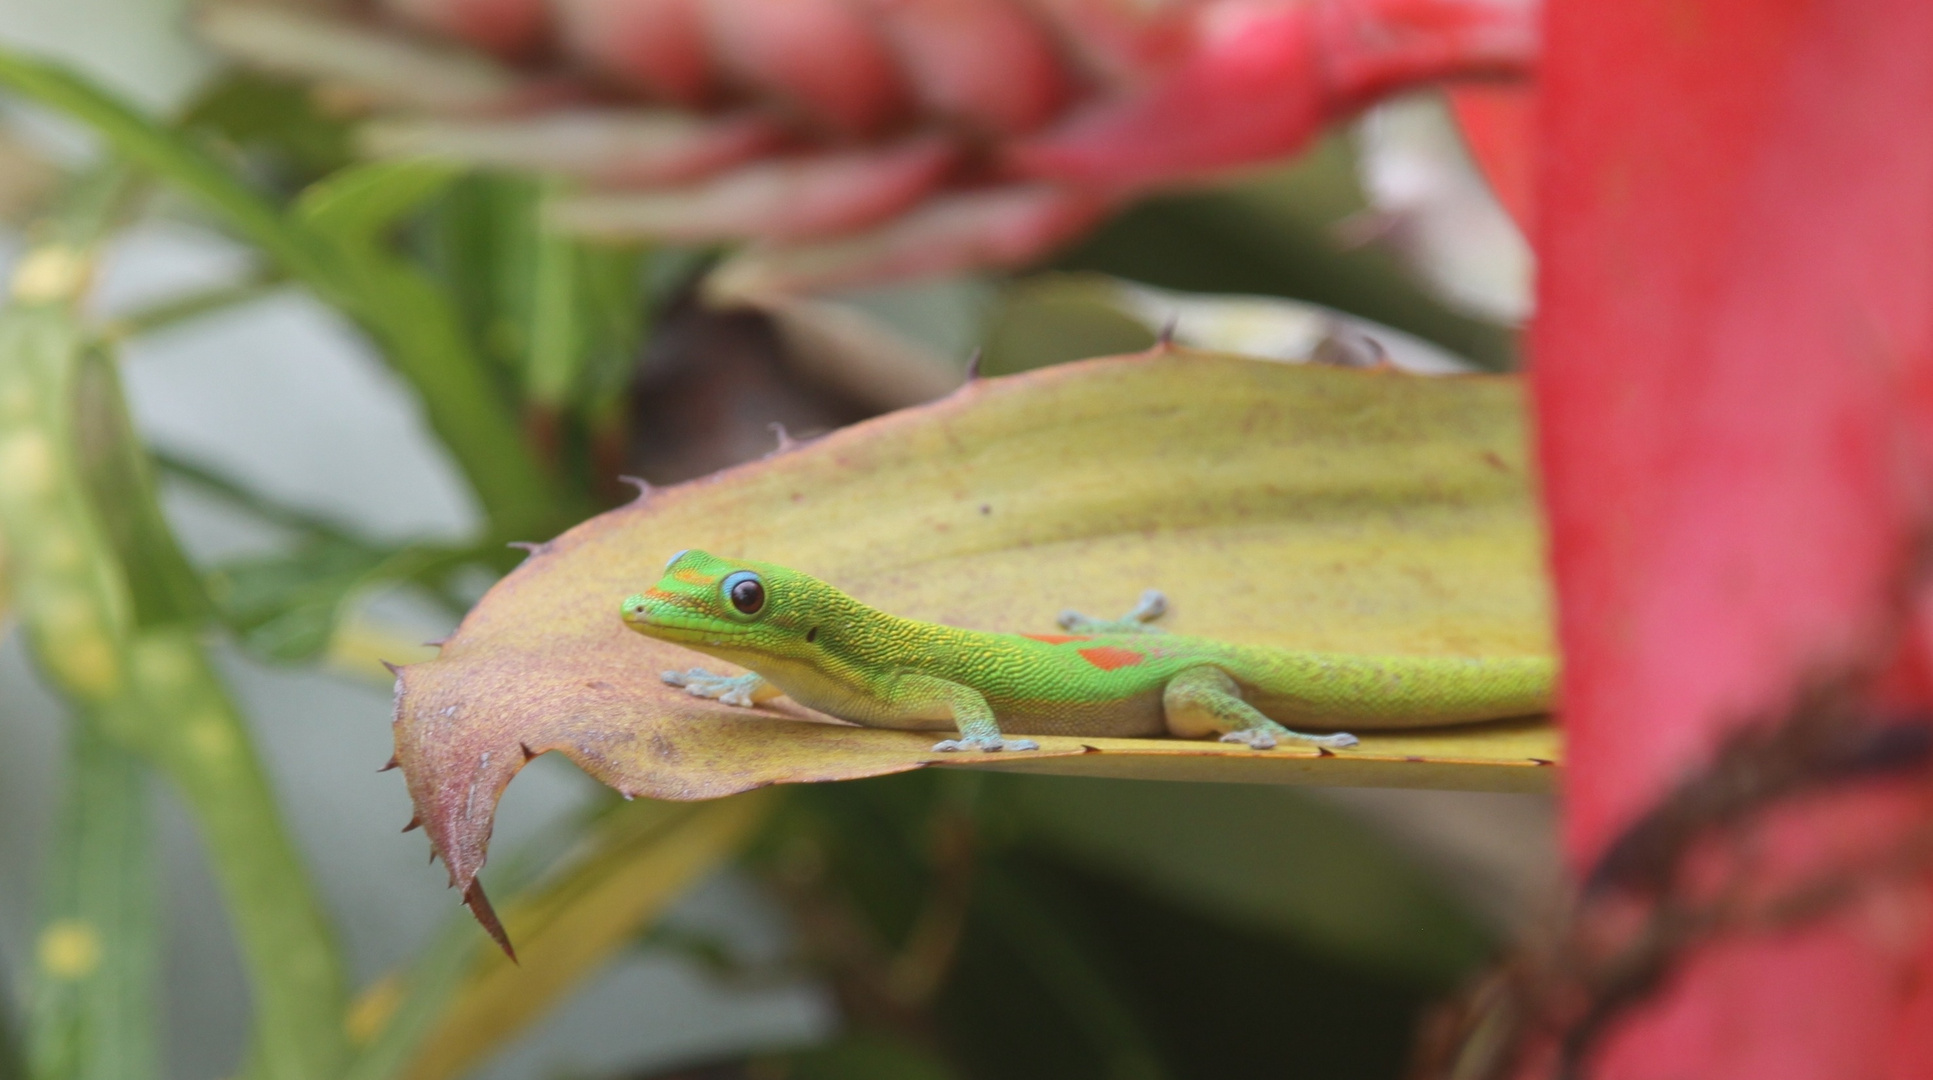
[621,549,836,652]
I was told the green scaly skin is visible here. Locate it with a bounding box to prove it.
[621,550,1555,753]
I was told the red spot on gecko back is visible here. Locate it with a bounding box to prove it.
[1078,646,1145,671]
[1023,633,1090,644]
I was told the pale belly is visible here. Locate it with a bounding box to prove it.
[767,661,1170,738]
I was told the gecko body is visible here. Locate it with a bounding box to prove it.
[621,550,1554,753]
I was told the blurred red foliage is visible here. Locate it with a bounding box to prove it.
[1530,0,1933,1075]
[203,0,1533,292]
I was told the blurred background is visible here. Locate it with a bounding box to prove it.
[0,0,1553,1076]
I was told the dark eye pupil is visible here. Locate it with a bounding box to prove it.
[729,578,764,614]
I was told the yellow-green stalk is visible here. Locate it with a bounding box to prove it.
[0,229,349,1079]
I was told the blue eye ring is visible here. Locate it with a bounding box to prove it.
[722,571,765,617]
[664,548,690,571]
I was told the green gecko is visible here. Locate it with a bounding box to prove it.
[620,550,1554,753]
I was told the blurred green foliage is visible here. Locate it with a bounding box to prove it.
[675,770,1480,1080]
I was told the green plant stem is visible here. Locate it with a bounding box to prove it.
[98,272,288,342]
[0,263,349,1078]
[109,629,349,1080]
[151,450,364,548]
[27,722,157,1080]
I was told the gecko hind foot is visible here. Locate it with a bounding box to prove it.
[662,668,764,708]
[1057,589,1170,634]
[932,736,1040,753]
[1219,728,1359,751]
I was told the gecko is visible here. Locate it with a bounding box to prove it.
[620,549,1554,753]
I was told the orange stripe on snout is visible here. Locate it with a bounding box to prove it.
[673,570,716,586]
[1023,633,1091,644]
[1078,646,1144,671]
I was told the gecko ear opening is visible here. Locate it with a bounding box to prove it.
[722,571,766,617]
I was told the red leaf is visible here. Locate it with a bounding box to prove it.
[1446,83,1535,230]
[1532,0,1933,1073]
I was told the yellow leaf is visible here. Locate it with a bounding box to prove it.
[393,793,772,1080]
[392,349,1557,899]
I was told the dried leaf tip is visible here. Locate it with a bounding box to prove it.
[464,879,517,962]
[617,475,654,500]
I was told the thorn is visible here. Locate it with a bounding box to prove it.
[617,475,653,500]
[378,755,400,773]
[963,347,982,381]
[507,541,542,554]
[1317,745,1335,757]
[768,422,797,454]
[520,742,538,761]
[422,637,447,648]
[1157,317,1178,349]
[464,879,518,962]
[381,660,402,675]
[401,814,421,833]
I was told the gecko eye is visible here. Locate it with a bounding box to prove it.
[722,571,765,615]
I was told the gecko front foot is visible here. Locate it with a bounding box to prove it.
[1219,728,1360,751]
[1058,589,1170,634]
[932,736,1040,753]
[662,668,766,708]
